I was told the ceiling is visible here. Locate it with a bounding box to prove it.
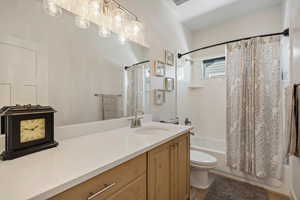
[165,0,283,31]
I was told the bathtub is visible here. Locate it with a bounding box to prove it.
[191,136,225,153]
[190,136,290,196]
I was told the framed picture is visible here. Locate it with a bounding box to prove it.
[165,49,175,66]
[154,89,165,105]
[164,77,175,91]
[153,60,166,77]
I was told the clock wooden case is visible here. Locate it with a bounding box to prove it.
[0,105,58,160]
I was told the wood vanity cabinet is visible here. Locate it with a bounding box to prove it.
[50,132,190,200]
[148,134,190,200]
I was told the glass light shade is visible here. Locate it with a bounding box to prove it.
[123,15,133,36]
[43,0,62,17]
[75,1,90,29]
[124,24,133,37]
[98,13,112,38]
[113,8,124,29]
[75,16,90,29]
[89,0,101,17]
[124,20,142,38]
[132,21,143,35]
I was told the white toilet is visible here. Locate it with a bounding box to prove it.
[190,150,218,189]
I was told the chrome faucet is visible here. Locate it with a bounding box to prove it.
[130,111,144,128]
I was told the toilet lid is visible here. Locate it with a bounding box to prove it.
[191,150,217,167]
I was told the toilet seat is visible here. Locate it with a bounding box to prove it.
[191,150,217,167]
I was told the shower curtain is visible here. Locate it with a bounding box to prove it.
[226,36,283,180]
[125,65,146,117]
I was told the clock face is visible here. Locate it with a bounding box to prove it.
[20,119,46,143]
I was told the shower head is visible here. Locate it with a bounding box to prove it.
[184,58,194,64]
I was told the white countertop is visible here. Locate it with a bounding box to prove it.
[0,122,192,200]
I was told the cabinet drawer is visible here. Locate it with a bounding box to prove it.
[50,153,146,200]
[107,174,147,200]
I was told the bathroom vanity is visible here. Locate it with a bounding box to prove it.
[0,122,192,200]
[50,133,190,200]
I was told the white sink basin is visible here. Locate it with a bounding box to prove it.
[134,126,170,135]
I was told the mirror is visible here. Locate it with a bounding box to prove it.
[0,0,150,126]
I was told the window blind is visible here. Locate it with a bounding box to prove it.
[203,57,226,79]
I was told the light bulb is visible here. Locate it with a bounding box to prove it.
[75,16,90,29]
[98,25,111,38]
[43,0,62,17]
[119,32,127,44]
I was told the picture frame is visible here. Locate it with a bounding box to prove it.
[165,49,175,66]
[154,89,165,105]
[164,77,175,91]
[153,60,166,77]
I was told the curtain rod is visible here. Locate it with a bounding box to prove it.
[178,28,290,59]
[124,60,150,71]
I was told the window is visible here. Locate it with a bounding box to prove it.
[202,56,225,80]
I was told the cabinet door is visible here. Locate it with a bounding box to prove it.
[148,142,172,200]
[176,134,190,200]
[147,133,190,200]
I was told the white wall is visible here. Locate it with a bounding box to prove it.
[178,5,283,141]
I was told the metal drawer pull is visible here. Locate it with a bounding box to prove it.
[87,182,116,200]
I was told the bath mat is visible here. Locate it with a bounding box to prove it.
[204,176,268,200]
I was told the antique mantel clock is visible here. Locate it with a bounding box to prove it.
[0,105,58,160]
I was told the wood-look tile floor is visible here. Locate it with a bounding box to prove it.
[191,187,290,200]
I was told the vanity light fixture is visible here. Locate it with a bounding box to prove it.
[113,7,124,29]
[43,0,146,46]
